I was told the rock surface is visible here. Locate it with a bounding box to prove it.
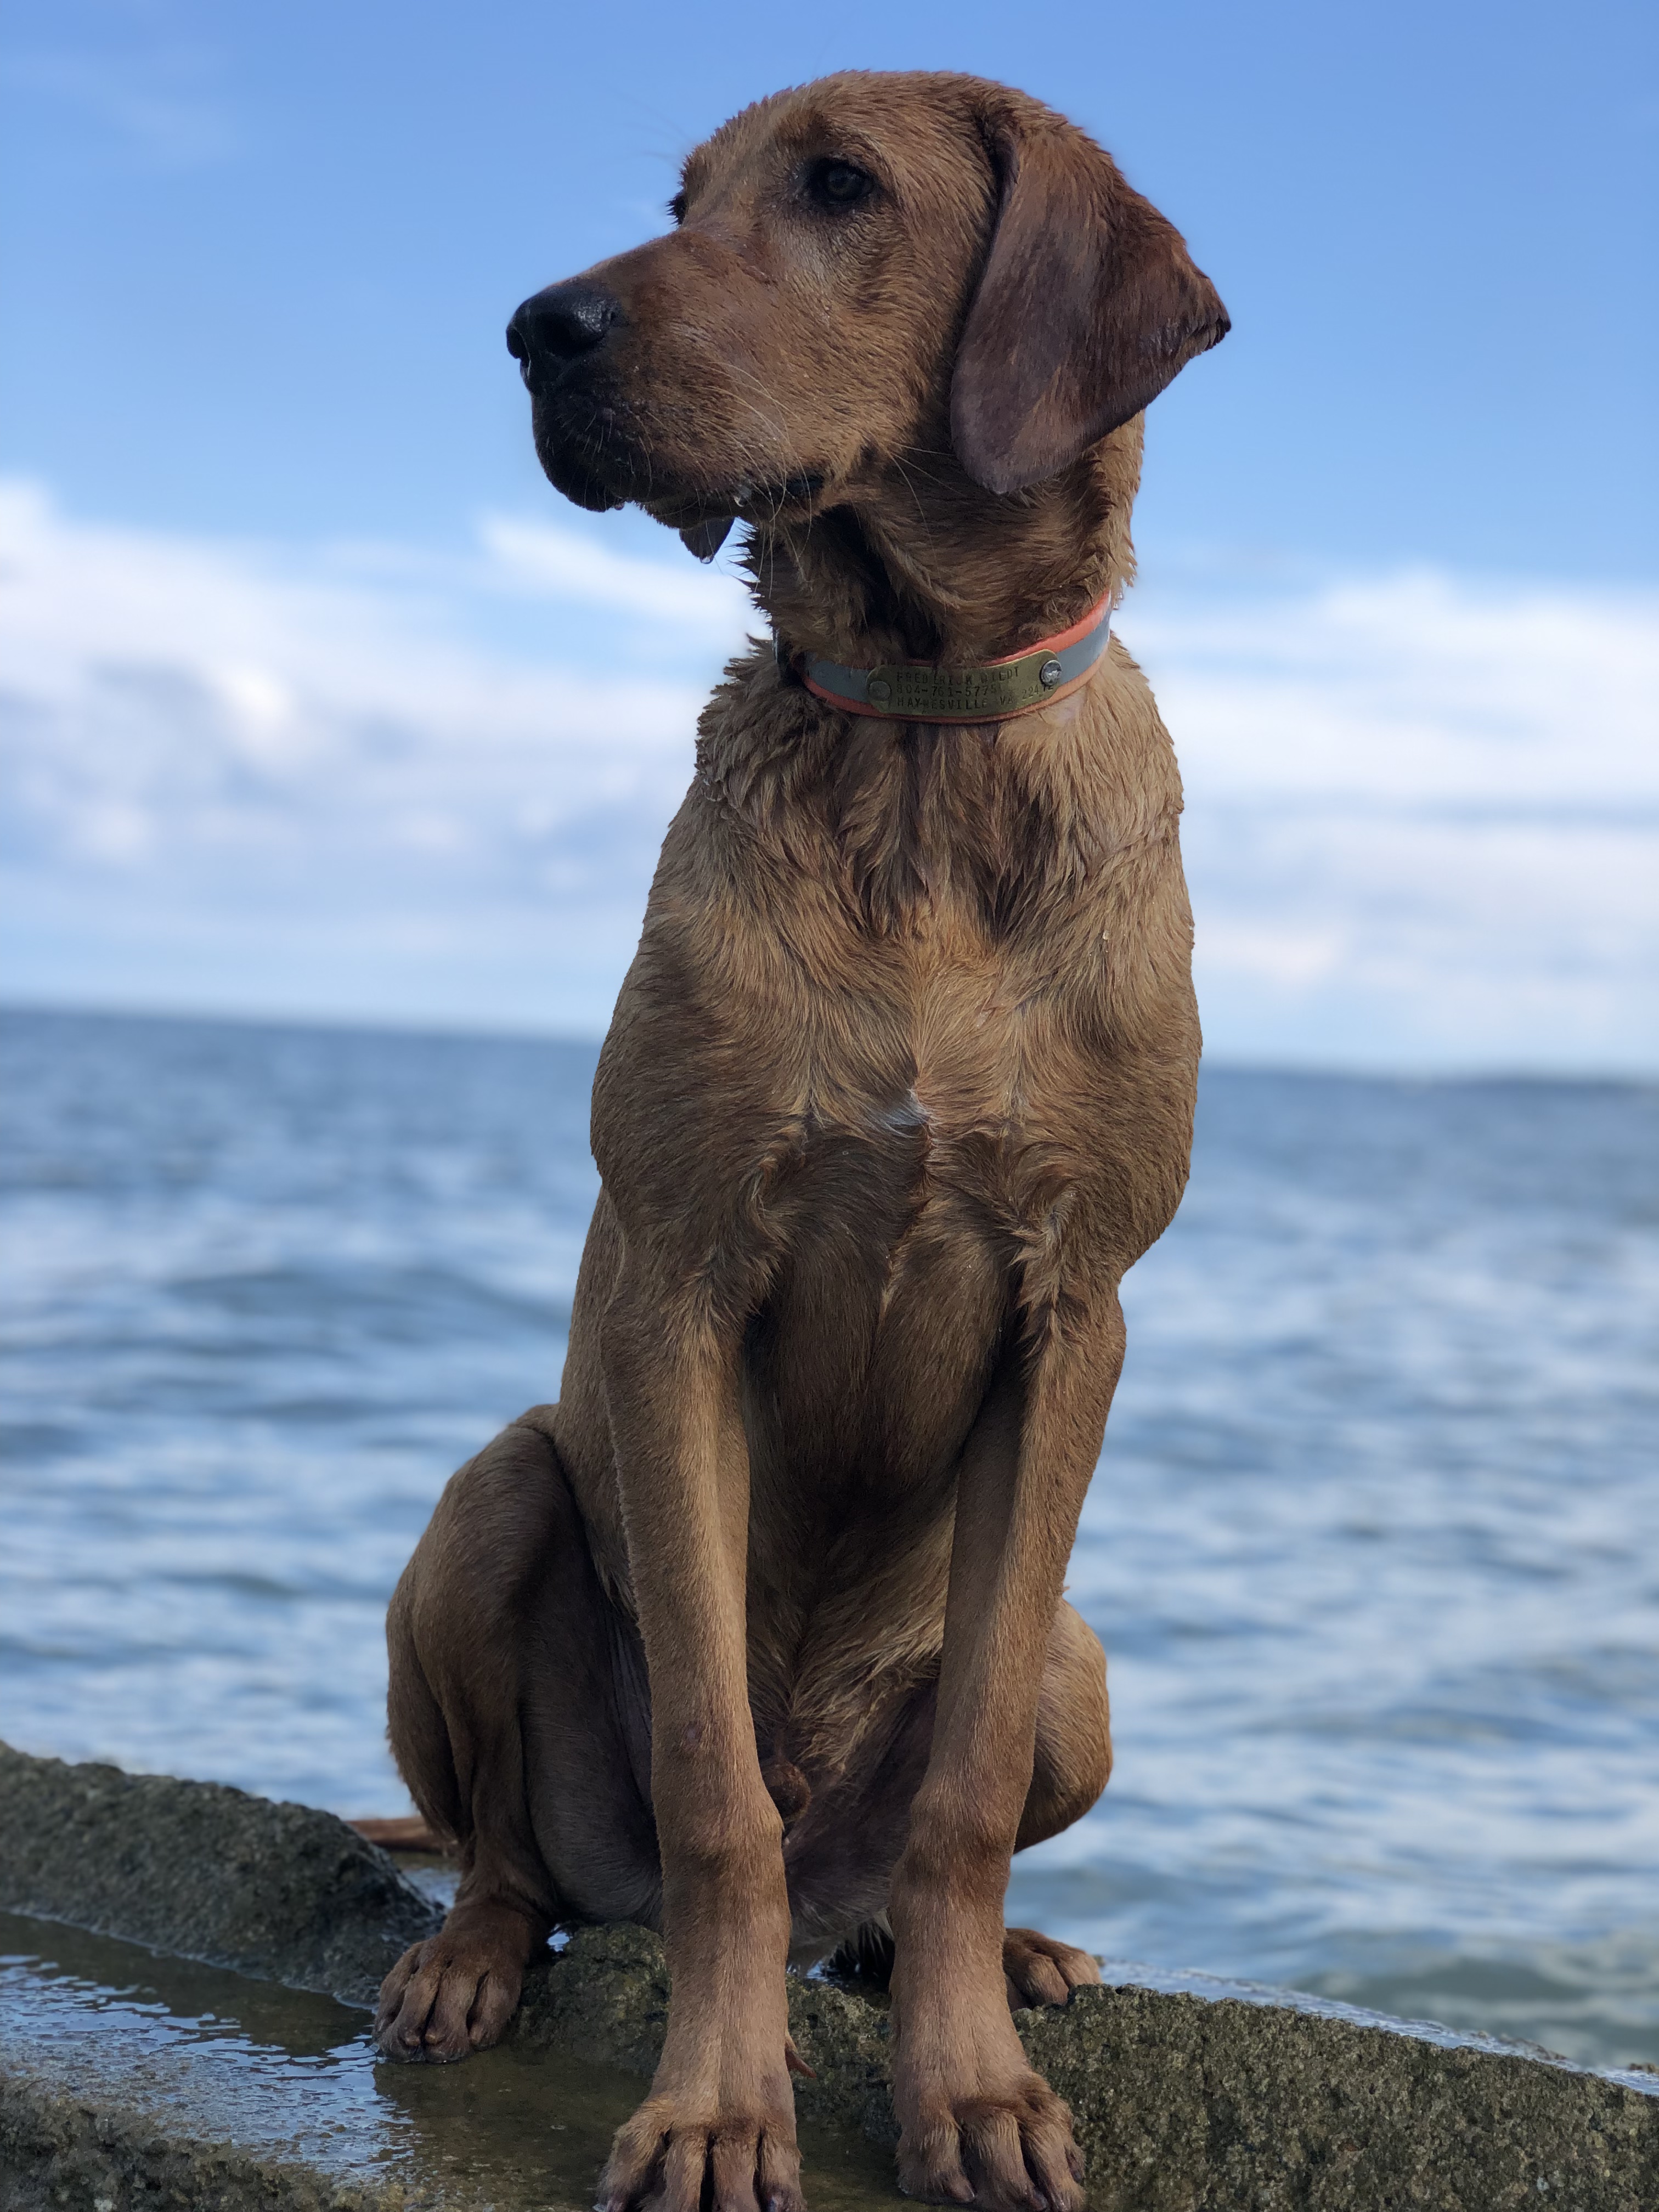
[520,1925,1659,2209]
[0,1740,439,2005]
[1,1743,1656,2209]
[0,2074,403,2212]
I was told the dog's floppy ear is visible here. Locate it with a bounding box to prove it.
[951,107,1229,496]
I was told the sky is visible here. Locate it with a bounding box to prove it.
[2,0,1656,1068]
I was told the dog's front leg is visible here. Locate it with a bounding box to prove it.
[888,1300,1125,2212]
[596,1273,800,2212]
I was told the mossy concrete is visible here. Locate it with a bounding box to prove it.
[2,1744,1655,2209]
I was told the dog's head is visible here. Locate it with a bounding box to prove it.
[508,72,1227,543]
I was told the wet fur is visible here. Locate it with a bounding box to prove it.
[374,69,1224,2212]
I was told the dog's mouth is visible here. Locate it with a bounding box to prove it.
[527,381,823,537]
[527,383,633,514]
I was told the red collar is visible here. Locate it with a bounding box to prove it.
[795,592,1112,724]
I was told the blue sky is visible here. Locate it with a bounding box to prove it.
[2,0,1656,1065]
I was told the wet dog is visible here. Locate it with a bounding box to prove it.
[371,69,1226,2212]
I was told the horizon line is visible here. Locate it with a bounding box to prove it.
[3,993,1654,1091]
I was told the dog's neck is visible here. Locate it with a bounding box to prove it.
[744,419,1144,670]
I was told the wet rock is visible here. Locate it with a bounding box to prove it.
[512,1926,896,2138]
[783,1964,898,2140]
[514,1922,672,2076]
[1024,1982,1659,2212]
[510,1925,1659,2208]
[1,1744,1656,2208]
[0,2073,409,2212]
[0,1741,438,2006]
[0,1910,891,2212]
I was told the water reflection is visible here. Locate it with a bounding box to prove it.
[0,1912,901,2209]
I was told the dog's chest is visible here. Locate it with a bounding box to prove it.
[606,681,1189,1347]
[696,771,1131,1341]
[740,910,1084,1229]
[769,1020,1051,1240]
[727,959,1095,1466]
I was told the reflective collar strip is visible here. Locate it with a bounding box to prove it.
[795,591,1112,725]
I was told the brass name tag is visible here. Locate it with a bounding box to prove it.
[865,648,1064,720]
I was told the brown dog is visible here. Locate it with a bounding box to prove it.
[372,69,1225,2212]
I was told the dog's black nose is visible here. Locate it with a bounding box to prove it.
[506,284,622,385]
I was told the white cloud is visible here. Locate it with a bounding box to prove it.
[1128,569,1656,807]
[1116,568,1659,1069]
[477,514,752,636]
[0,480,751,1031]
[3,478,1655,1067]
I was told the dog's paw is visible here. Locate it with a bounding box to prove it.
[373,1915,526,2062]
[897,2069,1085,2212]
[1001,1927,1102,2011]
[595,2095,805,2212]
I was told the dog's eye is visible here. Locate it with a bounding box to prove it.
[806,159,874,211]
[668,190,687,225]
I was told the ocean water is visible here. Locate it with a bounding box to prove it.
[1,1006,1655,2072]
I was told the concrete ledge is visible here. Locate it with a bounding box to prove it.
[0,1741,439,2006]
[2,1745,1655,2210]
[0,2073,403,2212]
[520,1924,1659,2208]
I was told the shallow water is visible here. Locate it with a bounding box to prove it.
[0,1910,899,2208]
[1,1007,1655,2070]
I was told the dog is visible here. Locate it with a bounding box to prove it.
[370,69,1226,2212]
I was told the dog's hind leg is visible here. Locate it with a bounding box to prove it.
[375,1408,657,2062]
[830,1601,1111,2010]
[1002,1599,1111,2007]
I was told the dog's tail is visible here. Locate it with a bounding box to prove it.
[346,1814,450,1853]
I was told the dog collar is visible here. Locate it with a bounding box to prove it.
[795,591,1111,724]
